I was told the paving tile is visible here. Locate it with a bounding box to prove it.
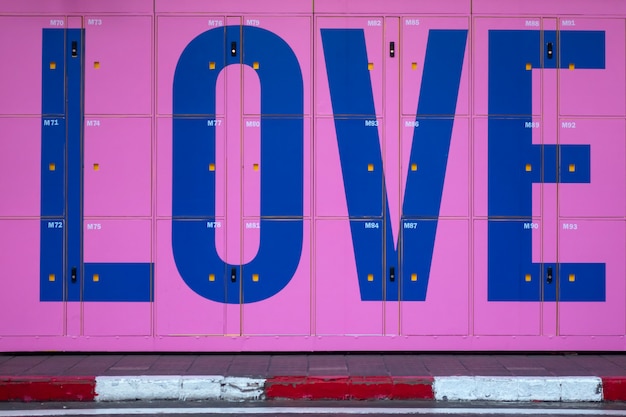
[21,355,88,376]
[0,355,49,375]
[63,355,124,376]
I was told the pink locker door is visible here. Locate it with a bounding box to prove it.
[82,219,152,336]
[401,17,469,117]
[0,219,64,337]
[557,220,625,337]
[315,218,384,336]
[0,118,43,217]
[241,15,311,117]
[558,18,625,117]
[315,16,384,117]
[156,16,227,116]
[0,16,65,116]
[83,117,152,217]
[83,15,152,116]
[473,17,543,117]
[241,220,311,336]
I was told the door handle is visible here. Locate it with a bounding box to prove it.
[71,41,78,58]
[71,266,77,282]
[231,268,237,283]
[547,42,553,59]
[389,266,395,282]
[389,41,395,58]
[230,41,237,57]
[546,266,553,284]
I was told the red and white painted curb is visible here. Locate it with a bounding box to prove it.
[1,375,625,402]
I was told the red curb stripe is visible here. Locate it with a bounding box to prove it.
[265,376,434,400]
[602,377,626,402]
[0,376,96,402]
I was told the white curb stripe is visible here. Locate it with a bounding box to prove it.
[433,376,603,402]
[94,376,266,402]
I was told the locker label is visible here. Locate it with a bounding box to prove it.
[49,19,64,26]
[47,221,63,229]
[404,223,418,229]
[364,222,380,229]
[523,223,539,229]
[524,121,539,128]
[245,222,260,229]
[206,221,222,228]
[246,19,260,26]
[405,120,420,127]
[562,20,576,26]
[86,223,102,230]
[364,120,378,127]
[207,119,222,126]
[86,120,100,127]
[561,121,577,128]
[43,119,59,126]
[208,20,223,27]
[525,20,539,27]
[368,20,382,27]
[246,120,260,127]
[563,223,578,230]
[405,19,420,26]
[87,19,103,26]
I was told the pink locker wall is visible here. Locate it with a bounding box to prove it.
[0,0,624,351]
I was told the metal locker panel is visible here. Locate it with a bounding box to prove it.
[401,219,469,336]
[83,16,152,115]
[242,219,310,336]
[559,18,625,117]
[156,16,227,116]
[0,118,50,217]
[82,219,152,336]
[241,16,311,117]
[314,117,384,218]
[558,118,625,218]
[401,17,469,116]
[473,219,542,336]
[0,219,64,336]
[401,117,469,219]
[473,117,543,218]
[83,117,152,217]
[0,17,66,116]
[315,219,383,336]
[166,116,226,219]
[473,17,542,117]
[156,219,228,336]
[558,220,625,336]
[316,17,384,117]
[242,117,309,218]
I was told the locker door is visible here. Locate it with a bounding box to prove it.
[83,117,152,217]
[241,15,311,117]
[156,16,227,116]
[316,16,384,117]
[83,15,152,115]
[82,219,152,336]
[558,18,625,117]
[0,219,64,336]
[400,16,469,117]
[0,16,66,116]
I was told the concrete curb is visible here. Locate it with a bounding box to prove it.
[0,375,625,402]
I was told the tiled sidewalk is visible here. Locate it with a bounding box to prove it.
[1,353,626,378]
